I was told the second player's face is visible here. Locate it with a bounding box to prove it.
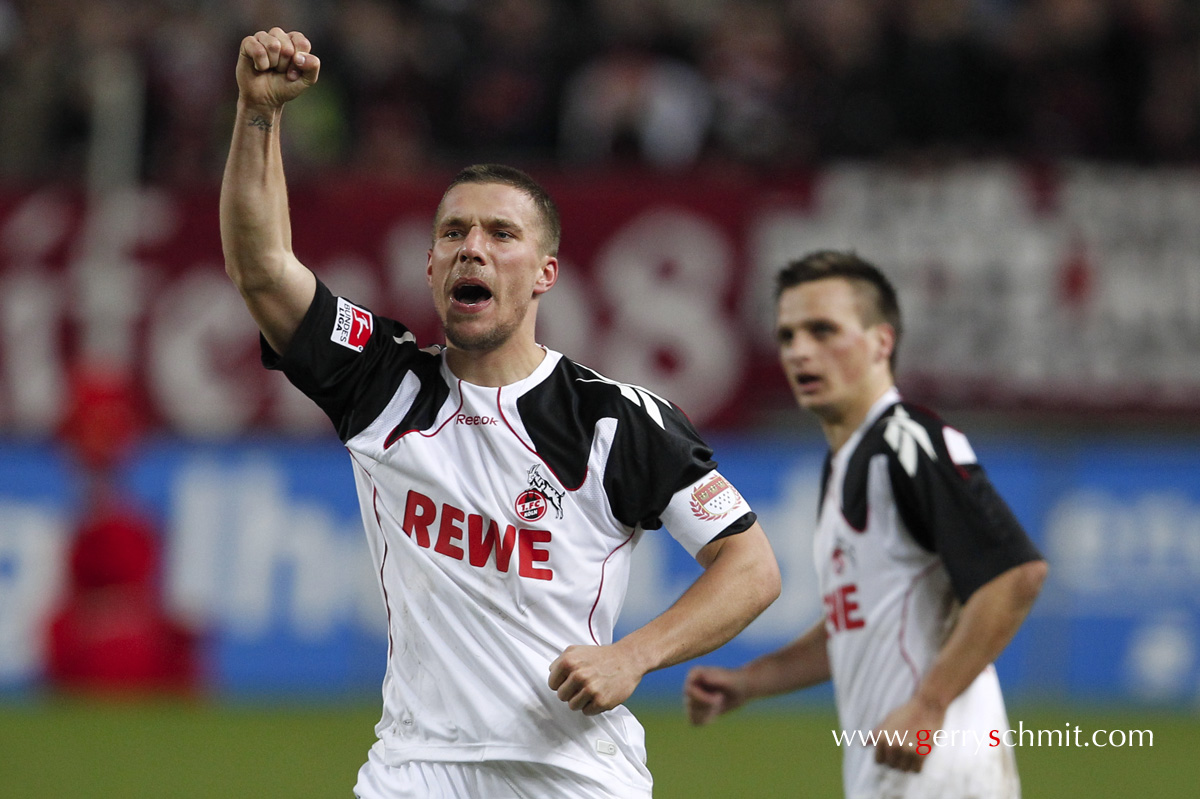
[775,278,893,423]
[427,182,556,352]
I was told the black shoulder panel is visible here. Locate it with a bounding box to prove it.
[262,279,442,443]
[518,357,716,529]
[382,355,452,447]
[875,401,1044,602]
[840,423,891,532]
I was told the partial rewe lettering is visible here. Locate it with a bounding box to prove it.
[823,583,865,633]
[401,490,552,580]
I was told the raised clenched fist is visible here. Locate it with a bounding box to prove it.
[235,27,320,110]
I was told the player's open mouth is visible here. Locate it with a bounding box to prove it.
[451,279,493,309]
[794,373,821,391]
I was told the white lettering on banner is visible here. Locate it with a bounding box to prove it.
[4,171,1200,434]
[70,189,177,369]
[0,192,71,431]
[0,503,68,685]
[749,164,1200,398]
[1045,489,1200,600]
[593,207,743,421]
[149,270,262,435]
[165,460,383,638]
[0,272,65,432]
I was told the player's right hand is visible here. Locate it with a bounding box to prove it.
[683,665,748,726]
[235,28,320,109]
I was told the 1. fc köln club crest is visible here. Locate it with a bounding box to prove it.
[515,465,565,522]
[515,489,547,522]
[689,474,742,521]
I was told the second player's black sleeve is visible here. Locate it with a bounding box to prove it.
[884,409,1043,603]
[260,280,430,442]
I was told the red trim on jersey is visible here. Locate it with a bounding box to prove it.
[350,450,396,661]
[372,485,396,661]
[898,561,940,691]
[384,380,466,448]
[495,385,587,491]
[588,530,638,645]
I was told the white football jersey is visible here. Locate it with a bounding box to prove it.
[815,388,1041,799]
[264,282,757,794]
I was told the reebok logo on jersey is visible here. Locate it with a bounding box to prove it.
[689,473,742,521]
[456,414,499,426]
[332,297,373,352]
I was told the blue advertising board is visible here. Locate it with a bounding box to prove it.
[2,431,1198,704]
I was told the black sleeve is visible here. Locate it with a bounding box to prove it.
[603,395,718,531]
[885,410,1043,603]
[261,280,430,442]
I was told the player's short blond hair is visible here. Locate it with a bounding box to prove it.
[437,164,561,256]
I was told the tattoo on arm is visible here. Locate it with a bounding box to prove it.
[248,115,273,132]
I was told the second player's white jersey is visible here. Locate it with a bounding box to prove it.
[264,282,757,794]
[814,388,1041,799]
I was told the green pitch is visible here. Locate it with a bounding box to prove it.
[0,699,1195,797]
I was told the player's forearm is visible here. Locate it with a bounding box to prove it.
[220,100,294,293]
[616,527,780,676]
[915,559,1048,712]
[743,618,831,699]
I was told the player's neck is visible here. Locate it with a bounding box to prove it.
[444,338,547,387]
[820,382,895,454]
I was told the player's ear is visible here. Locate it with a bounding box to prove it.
[532,256,557,297]
[873,323,896,366]
[426,250,433,288]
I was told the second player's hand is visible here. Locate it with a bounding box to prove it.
[548,644,643,716]
[682,665,748,726]
[236,27,320,109]
[873,696,946,773]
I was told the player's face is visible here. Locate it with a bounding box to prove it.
[775,278,894,424]
[428,182,557,352]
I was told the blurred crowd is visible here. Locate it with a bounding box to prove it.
[1,0,1199,186]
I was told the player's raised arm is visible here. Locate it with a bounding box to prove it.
[549,521,780,716]
[220,27,320,355]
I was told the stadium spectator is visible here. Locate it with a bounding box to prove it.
[558,0,714,170]
[2,0,1200,184]
[47,364,198,695]
[699,1,803,167]
[219,27,780,797]
[683,251,1048,799]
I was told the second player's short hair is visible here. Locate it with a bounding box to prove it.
[775,250,903,372]
[438,164,562,256]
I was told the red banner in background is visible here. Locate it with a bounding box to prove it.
[1,165,1198,437]
[0,176,806,436]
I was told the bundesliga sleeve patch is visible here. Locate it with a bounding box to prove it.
[331,297,373,352]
